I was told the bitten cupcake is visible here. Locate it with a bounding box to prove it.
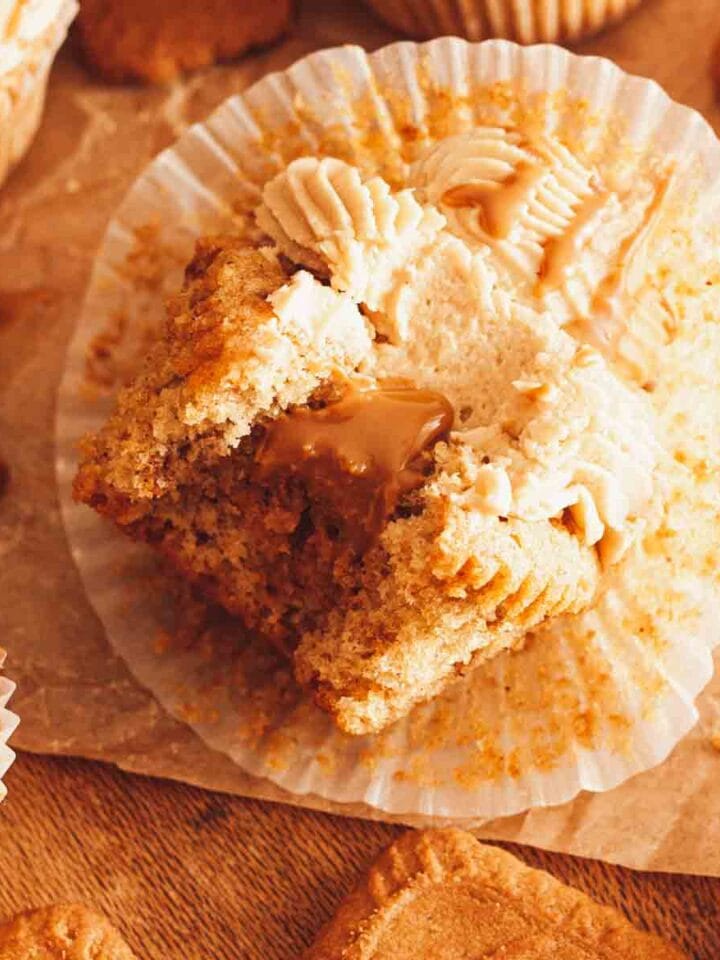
[75,153,659,735]
[364,0,644,44]
[61,40,720,818]
[0,0,77,186]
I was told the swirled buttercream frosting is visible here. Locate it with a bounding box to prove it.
[257,154,658,565]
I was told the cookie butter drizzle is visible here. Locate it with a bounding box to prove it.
[2,1,23,39]
[256,380,454,551]
[537,189,611,292]
[567,176,673,352]
[593,178,672,315]
[441,162,546,239]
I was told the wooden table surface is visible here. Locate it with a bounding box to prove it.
[1,752,718,959]
[3,1,720,958]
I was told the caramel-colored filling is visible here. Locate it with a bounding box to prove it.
[255,381,454,551]
[442,162,546,239]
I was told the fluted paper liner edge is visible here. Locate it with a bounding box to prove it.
[56,39,719,820]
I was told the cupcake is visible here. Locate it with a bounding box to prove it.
[61,41,720,816]
[75,156,657,735]
[0,649,17,801]
[305,830,686,960]
[363,0,644,43]
[76,0,292,84]
[0,0,77,186]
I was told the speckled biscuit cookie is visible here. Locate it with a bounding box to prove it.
[0,905,136,960]
[304,829,686,960]
[76,0,291,83]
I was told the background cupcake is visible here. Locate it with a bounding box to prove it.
[0,0,77,187]
[0,649,17,801]
[363,0,644,44]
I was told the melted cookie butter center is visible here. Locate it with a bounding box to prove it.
[441,162,546,239]
[256,381,454,551]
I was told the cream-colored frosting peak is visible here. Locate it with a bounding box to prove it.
[442,340,658,563]
[410,128,670,371]
[268,269,374,361]
[258,156,446,343]
[411,128,599,289]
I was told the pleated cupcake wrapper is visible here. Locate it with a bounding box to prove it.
[0,0,78,186]
[57,39,720,820]
[363,0,644,44]
[0,650,19,801]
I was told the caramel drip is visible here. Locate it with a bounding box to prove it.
[441,162,546,239]
[537,191,611,293]
[256,381,454,552]
[592,176,672,316]
[570,176,673,352]
[4,0,23,38]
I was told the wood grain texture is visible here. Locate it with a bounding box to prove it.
[2,754,718,959]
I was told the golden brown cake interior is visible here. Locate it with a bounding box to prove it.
[74,237,376,649]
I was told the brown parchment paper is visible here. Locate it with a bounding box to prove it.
[2,0,719,875]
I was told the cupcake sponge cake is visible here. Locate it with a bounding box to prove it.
[75,147,659,735]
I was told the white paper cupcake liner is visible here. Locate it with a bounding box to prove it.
[363,0,644,44]
[57,39,720,819]
[0,0,78,186]
[0,650,19,801]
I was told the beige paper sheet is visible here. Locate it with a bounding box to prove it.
[1,0,719,876]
